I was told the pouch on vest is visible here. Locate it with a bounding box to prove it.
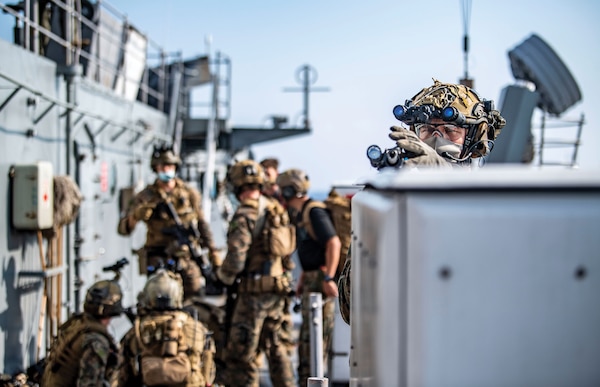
[135,313,192,386]
[254,196,296,257]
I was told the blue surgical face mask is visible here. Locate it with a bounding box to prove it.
[158,170,176,182]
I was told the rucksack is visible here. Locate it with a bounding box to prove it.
[254,195,296,258]
[301,188,352,277]
[134,311,209,386]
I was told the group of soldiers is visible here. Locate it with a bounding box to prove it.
[15,79,506,387]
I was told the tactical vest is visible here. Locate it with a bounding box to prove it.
[143,179,201,249]
[42,313,117,386]
[238,196,294,275]
[133,311,212,387]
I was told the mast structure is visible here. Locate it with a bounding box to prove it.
[460,0,474,88]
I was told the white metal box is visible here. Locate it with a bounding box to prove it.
[12,162,54,230]
[351,167,600,387]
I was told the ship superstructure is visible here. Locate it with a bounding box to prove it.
[0,0,310,374]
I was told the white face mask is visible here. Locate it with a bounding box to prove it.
[157,170,176,182]
[423,136,463,159]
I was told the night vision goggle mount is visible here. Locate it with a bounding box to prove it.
[392,98,496,127]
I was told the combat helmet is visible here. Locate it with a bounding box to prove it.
[150,144,181,171]
[393,79,506,159]
[84,280,123,318]
[227,160,265,195]
[276,169,310,200]
[143,269,184,311]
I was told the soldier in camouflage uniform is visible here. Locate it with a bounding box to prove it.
[258,157,297,360]
[216,159,296,387]
[338,80,506,324]
[277,168,341,387]
[41,280,122,386]
[118,145,222,298]
[116,269,215,387]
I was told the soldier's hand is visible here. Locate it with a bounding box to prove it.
[133,204,154,221]
[388,126,451,167]
[322,280,339,298]
[209,250,223,267]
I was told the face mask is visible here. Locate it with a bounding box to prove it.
[158,170,176,182]
[423,136,463,159]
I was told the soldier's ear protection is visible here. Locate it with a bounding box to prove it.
[281,185,297,200]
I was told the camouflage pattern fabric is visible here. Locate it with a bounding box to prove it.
[222,293,295,387]
[217,195,295,387]
[297,270,335,387]
[116,312,213,387]
[42,314,117,387]
[118,177,221,295]
[338,249,352,325]
[78,332,116,386]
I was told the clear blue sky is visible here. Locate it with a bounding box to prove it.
[5,0,600,190]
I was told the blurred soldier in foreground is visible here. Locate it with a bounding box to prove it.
[277,168,341,387]
[42,280,122,386]
[118,145,222,298]
[338,79,506,324]
[216,160,296,386]
[116,269,215,387]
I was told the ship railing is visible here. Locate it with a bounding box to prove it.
[535,112,585,168]
[0,0,181,113]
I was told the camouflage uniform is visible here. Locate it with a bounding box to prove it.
[42,280,122,387]
[338,248,352,324]
[116,270,214,387]
[42,320,117,386]
[118,177,221,298]
[217,195,296,387]
[298,271,336,383]
[259,168,297,361]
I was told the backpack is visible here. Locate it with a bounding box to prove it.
[254,195,296,258]
[301,188,352,277]
[134,311,209,386]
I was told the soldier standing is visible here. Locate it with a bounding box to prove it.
[276,168,341,387]
[42,280,122,386]
[216,159,296,387]
[338,79,506,324]
[117,145,222,298]
[116,269,215,387]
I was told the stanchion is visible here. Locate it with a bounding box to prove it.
[309,292,324,378]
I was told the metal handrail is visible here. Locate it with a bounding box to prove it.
[0,0,175,109]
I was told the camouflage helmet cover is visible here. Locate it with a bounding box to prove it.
[227,160,265,189]
[84,280,123,318]
[402,79,506,157]
[276,168,310,199]
[150,144,181,171]
[143,269,184,310]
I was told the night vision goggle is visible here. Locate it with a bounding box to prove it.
[392,99,496,126]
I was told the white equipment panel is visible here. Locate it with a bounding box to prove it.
[12,162,54,230]
[351,167,600,387]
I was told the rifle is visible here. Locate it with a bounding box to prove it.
[160,200,223,294]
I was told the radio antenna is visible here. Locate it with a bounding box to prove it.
[460,0,474,88]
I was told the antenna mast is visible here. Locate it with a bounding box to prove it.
[460,0,474,88]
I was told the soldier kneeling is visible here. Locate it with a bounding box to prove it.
[115,269,215,387]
